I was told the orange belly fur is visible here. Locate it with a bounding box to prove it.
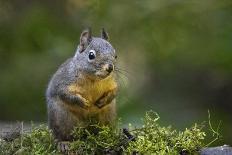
[66,75,117,121]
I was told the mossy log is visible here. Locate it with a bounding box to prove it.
[1,122,232,155]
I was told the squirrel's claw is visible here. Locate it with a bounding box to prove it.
[80,97,90,109]
[95,90,116,109]
[58,141,69,154]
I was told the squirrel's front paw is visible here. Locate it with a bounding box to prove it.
[95,98,105,108]
[81,96,90,109]
[77,95,90,109]
[95,90,116,108]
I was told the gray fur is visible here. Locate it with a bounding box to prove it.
[46,29,117,141]
[74,37,116,78]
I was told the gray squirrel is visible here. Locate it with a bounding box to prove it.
[46,28,118,141]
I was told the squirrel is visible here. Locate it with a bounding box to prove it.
[46,28,118,141]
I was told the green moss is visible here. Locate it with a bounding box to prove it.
[69,124,123,154]
[0,111,213,155]
[125,111,205,154]
[0,125,57,155]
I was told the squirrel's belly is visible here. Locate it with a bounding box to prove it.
[66,77,117,123]
[67,77,117,105]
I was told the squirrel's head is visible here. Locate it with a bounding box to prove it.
[73,28,117,80]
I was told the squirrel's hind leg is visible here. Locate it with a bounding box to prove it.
[47,99,76,141]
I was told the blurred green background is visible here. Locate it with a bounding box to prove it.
[0,0,232,145]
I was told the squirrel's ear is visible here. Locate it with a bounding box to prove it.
[79,28,92,53]
[101,28,109,41]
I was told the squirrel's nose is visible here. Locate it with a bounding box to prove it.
[106,64,114,73]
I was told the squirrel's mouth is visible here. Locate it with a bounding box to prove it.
[95,70,112,79]
[95,63,114,79]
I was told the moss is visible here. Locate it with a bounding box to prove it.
[125,111,206,154]
[0,111,213,155]
[0,125,57,155]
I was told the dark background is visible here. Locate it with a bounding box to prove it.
[0,0,232,145]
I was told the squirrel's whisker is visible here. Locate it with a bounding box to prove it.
[115,71,127,88]
[115,67,131,74]
[115,69,130,80]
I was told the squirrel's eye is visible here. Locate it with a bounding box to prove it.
[115,55,117,59]
[88,50,96,61]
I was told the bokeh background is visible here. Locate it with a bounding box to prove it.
[0,0,232,145]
